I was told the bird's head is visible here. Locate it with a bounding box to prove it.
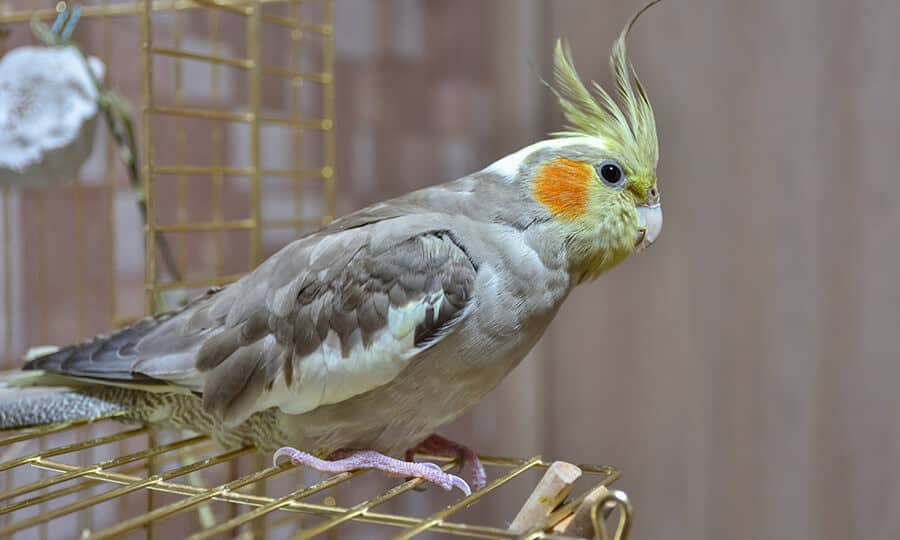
[484,1,661,283]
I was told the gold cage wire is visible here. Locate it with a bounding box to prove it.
[0,0,632,538]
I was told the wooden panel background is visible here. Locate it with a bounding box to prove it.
[1,0,898,537]
[333,0,900,538]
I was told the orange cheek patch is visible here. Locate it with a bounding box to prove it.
[533,158,592,220]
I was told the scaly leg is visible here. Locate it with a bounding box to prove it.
[406,434,486,491]
[273,447,471,496]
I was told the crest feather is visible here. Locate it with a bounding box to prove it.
[551,0,660,167]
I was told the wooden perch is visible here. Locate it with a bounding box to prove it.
[554,484,612,537]
[509,461,582,533]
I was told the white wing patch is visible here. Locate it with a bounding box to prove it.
[256,294,444,415]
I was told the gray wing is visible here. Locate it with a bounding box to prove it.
[26,216,478,427]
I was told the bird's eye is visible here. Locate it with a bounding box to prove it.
[596,161,625,186]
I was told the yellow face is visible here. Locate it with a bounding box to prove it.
[522,0,662,282]
[532,154,661,280]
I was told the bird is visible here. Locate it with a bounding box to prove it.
[0,1,663,497]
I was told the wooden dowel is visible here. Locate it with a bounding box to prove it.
[556,484,612,537]
[509,461,582,533]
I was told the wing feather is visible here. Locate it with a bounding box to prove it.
[205,227,477,426]
[25,215,478,428]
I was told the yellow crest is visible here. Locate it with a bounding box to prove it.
[551,1,660,170]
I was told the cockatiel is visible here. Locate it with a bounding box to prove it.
[1,2,663,496]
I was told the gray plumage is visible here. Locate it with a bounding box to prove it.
[4,133,662,459]
[7,170,581,456]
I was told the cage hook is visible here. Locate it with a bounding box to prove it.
[591,489,633,540]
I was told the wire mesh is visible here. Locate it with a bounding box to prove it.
[0,0,631,538]
[141,0,335,310]
[0,416,625,539]
[0,0,336,363]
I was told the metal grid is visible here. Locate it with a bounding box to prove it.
[0,1,631,538]
[0,416,629,539]
[0,0,335,362]
[143,0,334,305]
[141,0,336,309]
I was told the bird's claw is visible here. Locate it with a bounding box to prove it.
[272,446,300,467]
[408,434,487,491]
[420,467,471,496]
[448,475,472,496]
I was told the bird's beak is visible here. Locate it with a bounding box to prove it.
[634,203,662,252]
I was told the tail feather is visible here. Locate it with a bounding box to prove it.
[23,316,165,381]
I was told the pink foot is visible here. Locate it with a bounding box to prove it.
[273,447,471,496]
[406,434,487,491]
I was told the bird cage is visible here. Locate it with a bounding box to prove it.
[0,1,632,538]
